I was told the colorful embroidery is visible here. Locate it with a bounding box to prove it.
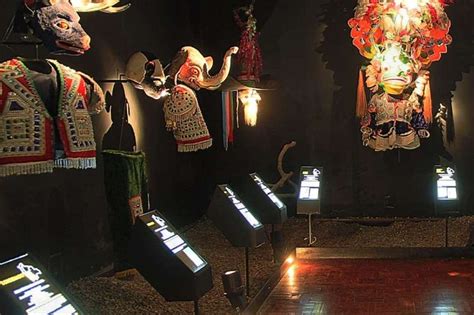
[0,59,102,176]
[128,195,144,225]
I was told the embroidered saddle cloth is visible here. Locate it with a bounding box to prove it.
[163,85,212,152]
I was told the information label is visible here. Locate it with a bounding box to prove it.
[250,174,286,209]
[222,186,263,229]
[142,212,207,273]
[435,166,458,201]
[299,167,322,201]
[0,254,79,315]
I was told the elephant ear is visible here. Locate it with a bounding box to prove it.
[205,56,214,71]
[168,49,189,81]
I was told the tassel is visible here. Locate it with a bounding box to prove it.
[423,79,432,123]
[356,69,368,118]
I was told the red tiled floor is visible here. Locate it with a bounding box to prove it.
[259,259,474,314]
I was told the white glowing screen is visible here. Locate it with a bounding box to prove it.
[222,186,263,228]
[250,174,286,209]
[146,213,207,273]
[0,254,79,315]
[299,168,321,200]
[436,167,458,201]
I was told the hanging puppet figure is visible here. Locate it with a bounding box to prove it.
[349,0,452,151]
[360,42,431,151]
[234,0,263,81]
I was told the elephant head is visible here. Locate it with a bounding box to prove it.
[169,46,239,91]
[14,0,91,55]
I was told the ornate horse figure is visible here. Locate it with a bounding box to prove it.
[10,0,91,55]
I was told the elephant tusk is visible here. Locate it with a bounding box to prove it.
[100,3,131,13]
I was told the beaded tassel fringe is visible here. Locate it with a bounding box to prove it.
[0,158,96,177]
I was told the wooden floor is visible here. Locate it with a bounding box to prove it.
[259,258,474,314]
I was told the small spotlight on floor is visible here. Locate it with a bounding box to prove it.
[285,255,295,265]
[222,270,247,311]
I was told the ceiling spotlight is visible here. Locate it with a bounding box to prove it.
[222,270,247,312]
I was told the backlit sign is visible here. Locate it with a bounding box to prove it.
[221,186,263,229]
[299,167,321,200]
[143,213,207,273]
[250,174,286,210]
[436,166,458,201]
[0,254,80,315]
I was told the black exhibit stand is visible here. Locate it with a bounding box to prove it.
[297,166,324,246]
[207,185,266,296]
[0,253,82,315]
[232,173,288,262]
[434,165,460,217]
[433,165,460,248]
[232,173,288,224]
[129,210,213,315]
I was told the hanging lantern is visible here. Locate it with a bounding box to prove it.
[70,0,131,13]
[239,88,261,127]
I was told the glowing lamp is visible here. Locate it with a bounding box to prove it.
[70,0,131,13]
[285,256,295,265]
[238,89,261,127]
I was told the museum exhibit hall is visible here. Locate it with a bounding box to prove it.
[0,0,474,314]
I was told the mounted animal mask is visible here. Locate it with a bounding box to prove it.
[15,0,91,55]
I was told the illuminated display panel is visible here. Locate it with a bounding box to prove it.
[436,167,458,201]
[0,254,79,315]
[222,186,263,229]
[250,174,286,209]
[143,213,207,273]
[299,167,321,201]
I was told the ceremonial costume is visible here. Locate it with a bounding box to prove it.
[0,58,104,176]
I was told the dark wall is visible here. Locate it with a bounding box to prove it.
[0,0,473,276]
[258,0,474,216]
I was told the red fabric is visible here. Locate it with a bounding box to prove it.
[176,135,211,145]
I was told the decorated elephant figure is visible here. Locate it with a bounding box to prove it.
[126,46,239,152]
[13,0,91,55]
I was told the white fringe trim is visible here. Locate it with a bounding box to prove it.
[177,139,213,152]
[0,158,97,177]
[0,161,54,177]
[54,158,97,169]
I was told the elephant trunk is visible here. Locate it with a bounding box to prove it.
[200,46,239,90]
